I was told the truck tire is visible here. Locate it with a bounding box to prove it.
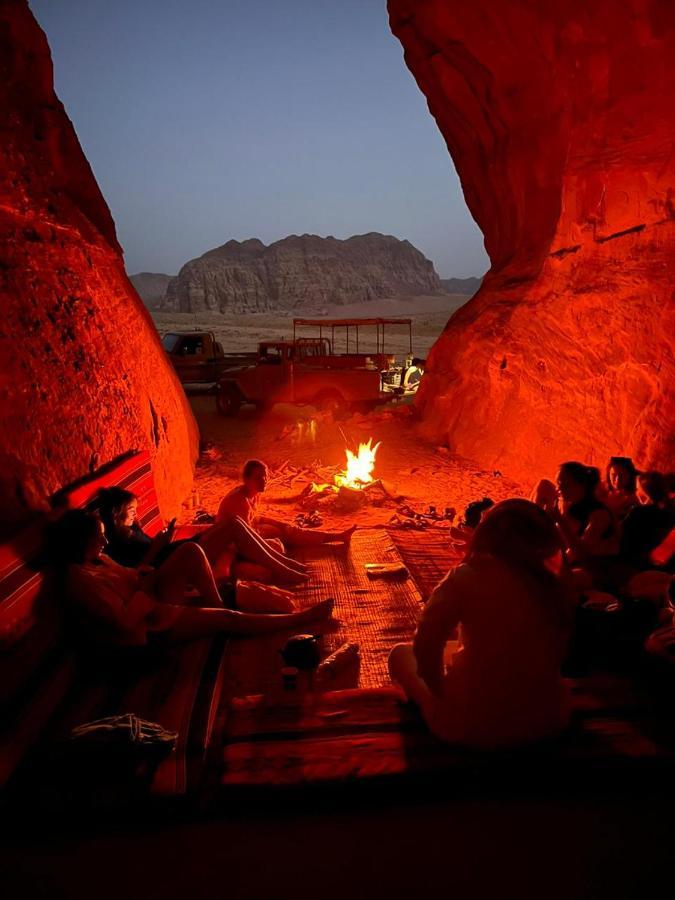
[216,382,243,417]
[314,389,347,417]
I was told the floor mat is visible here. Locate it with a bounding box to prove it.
[386,528,464,599]
[219,676,675,790]
[221,528,423,699]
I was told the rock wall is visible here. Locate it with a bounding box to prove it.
[163,233,441,313]
[129,272,174,310]
[0,1,198,526]
[390,0,675,481]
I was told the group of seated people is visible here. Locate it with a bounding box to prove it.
[49,459,354,648]
[389,457,674,750]
[48,453,674,754]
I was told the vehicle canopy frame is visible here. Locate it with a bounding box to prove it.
[292,318,413,357]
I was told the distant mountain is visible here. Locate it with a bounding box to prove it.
[439,276,482,296]
[129,272,173,309]
[161,233,442,313]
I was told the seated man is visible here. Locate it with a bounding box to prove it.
[400,357,425,394]
[217,459,355,581]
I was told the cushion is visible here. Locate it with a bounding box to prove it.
[59,450,164,537]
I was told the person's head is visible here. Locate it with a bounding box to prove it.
[637,471,669,507]
[47,510,107,566]
[96,487,137,533]
[242,459,268,493]
[557,462,600,505]
[470,499,564,576]
[606,456,637,493]
[463,497,495,529]
[411,357,424,371]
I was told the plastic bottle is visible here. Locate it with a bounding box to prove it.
[316,642,360,683]
[281,666,299,691]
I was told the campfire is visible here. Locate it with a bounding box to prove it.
[334,438,381,490]
[304,438,395,510]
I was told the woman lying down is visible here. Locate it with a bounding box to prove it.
[49,510,334,648]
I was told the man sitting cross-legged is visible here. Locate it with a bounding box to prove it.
[217,459,355,582]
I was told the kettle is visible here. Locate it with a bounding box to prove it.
[280,634,321,670]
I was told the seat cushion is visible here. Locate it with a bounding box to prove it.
[60,450,164,536]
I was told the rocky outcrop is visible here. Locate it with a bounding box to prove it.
[390,0,675,481]
[439,276,482,296]
[0,1,198,526]
[162,233,441,313]
[129,272,173,309]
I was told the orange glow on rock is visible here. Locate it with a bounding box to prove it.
[389,0,675,480]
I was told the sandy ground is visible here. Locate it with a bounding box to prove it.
[152,292,469,362]
[153,291,525,526]
[183,396,523,531]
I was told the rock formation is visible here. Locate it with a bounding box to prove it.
[390,0,675,481]
[129,272,174,309]
[0,1,198,526]
[162,233,441,313]
[439,276,482,296]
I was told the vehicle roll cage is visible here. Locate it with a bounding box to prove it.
[292,318,412,356]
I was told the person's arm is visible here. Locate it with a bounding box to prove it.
[413,569,463,696]
[573,509,618,559]
[140,522,174,565]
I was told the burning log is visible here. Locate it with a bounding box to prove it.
[336,484,368,511]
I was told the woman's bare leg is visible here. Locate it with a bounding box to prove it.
[200,518,308,582]
[150,542,224,607]
[165,598,335,642]
[260,522,357,548]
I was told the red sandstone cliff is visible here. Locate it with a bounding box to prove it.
[390,0,675,480]
[0,0,198,524]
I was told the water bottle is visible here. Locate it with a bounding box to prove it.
[316,642,360,683]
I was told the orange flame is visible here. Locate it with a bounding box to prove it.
[335,438,380,489]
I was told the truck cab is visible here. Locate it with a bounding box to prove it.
[162,331,256,385]
[162,331,224,383]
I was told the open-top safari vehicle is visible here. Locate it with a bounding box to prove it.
[214,317,417,416]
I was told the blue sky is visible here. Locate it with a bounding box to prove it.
[30,0,488,278]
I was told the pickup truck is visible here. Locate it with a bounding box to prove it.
[161,331,255,385]
[162,318,421,416]
[216,337,385,416]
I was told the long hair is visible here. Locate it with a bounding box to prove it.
[45,509,101,567]
[96,487,136,536]
[559,461,600,502]
[606,456,637,493]
[638,472,669,507]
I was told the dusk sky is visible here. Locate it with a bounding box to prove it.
[30,0,488,278]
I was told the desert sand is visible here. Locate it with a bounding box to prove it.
[153,291,525,532]
[151,293,469,361]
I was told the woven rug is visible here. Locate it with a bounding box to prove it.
[386,528,464,600]
[217,676,675,791]
[220,528,423,698]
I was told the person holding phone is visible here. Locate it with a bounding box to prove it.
[96,487,309,585]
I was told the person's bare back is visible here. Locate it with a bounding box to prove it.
[217,484,258,527]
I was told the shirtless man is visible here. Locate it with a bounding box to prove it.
[218,459,355,580]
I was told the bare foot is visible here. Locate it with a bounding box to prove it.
[279,569,310,585]
[301,598,335,622]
